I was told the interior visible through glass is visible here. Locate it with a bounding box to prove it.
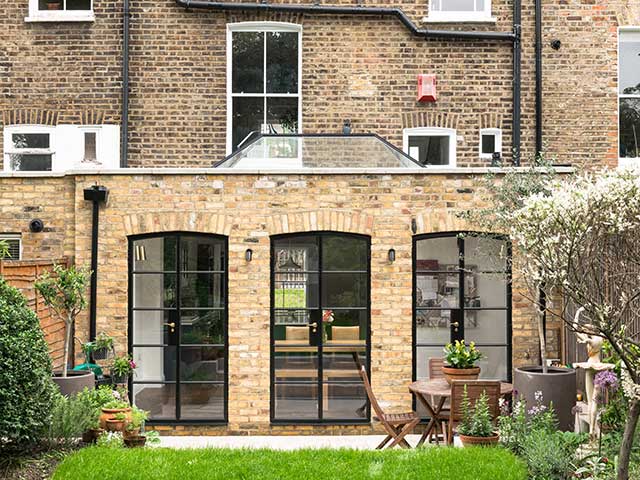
[408,135,449,166]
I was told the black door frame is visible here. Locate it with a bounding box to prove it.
[127,231,229,425]
[411,231,513,397]
[269,231,372,425]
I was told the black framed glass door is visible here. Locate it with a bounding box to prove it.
[128,233,227,423]
[413,232,512,389]
[270,233,370,423]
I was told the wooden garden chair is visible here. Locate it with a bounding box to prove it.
[426,357,450,444]
[359,366,420,449]
[446,380,501,445]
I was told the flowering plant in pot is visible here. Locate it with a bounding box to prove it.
[110,355,136,384]
[92,332,115,361]
[442,340,483,385]
[458,387,499,446]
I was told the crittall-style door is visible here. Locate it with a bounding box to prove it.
[271,233,371,423]
[413,232,512,388]
[129,233,228,424]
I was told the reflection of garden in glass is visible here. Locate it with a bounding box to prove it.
[274,287,306,309]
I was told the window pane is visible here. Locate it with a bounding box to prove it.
[273,236,319,272]
[180,346,225,382]
[322,235,368,271]
[232,97,264,152]
[67,0,92,10]
[266,31,298,93]
[274,383,318,420]
[416,273,459,308]
[9,154,52,171]
[416,310,452,344]
[12,133,49,149]
[416,236,459,270]
[232,31,264,93]
[481,134,496,154]
[132,273,177,308]
[132,310,173,345]
[132,384,176,420]
[180,273,224,308]
[463,235,508,272]
[180,384,225,420]
[132,236,177,272]
[83,132,97,162]
[440,0,477,11]
[181,236,225,271]
[181,310,224,345]
[323,383,367,420]
[464,310,507,344]
[620,98,640,158]
[266,97,298,134]
[408,135,449,166]
[620,33,640,95]
[274,273,319,309]
[321,273,367,308]
[132,346,177,382]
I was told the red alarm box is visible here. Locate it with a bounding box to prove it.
[417,74,437,102]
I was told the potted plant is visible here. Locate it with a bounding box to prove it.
[458,387,499,446]
[99,390,132,429]
[35,263,94,396]
[105,412,126,432]
[110,354,136,384]
[93,332,115,361]
[442,340,483,385]
[124,407,149,447]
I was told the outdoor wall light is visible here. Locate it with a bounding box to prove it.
[245,249,253,262]
[388,248,396,263]
[29,219,44,233]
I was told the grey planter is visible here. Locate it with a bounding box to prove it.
[514,366,576,431]
[52,370,95,397]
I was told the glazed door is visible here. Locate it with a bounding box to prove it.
[129,234,228,423]
[271,233,370,423]
[413,233,511,385]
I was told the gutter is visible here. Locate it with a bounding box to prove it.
[534,0,543,156]
[121,0,130,167]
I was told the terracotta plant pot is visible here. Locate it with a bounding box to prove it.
[123,427,141,439]
[124,435,147,448]
[441,366,481,385]
[105,419,125,432]
[99,407,132,429]
[459,433,499,447]
[82,428,105,444]
[52,370,95,397]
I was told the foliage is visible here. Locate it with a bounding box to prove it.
[458,388,495,438]
[35,264,90,376]
[0,276,57,453]
[143,430,160,446]
[110,355,136,377]
[522,429,584,480]
[75,386,118,429]
[126,407,148,432]
[574,456,615,480]
[443,340,483,369]
[47,391,96,445]
[95,432,124,449]
[94,332,114,351]
[0,240,10,259]
[102,399,130,410]
[53,446,528,480]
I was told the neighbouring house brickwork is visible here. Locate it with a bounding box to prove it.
[0,170,562,434]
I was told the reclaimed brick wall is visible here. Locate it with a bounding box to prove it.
[0,171,555,434]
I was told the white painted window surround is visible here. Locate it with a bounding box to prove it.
[479,128,502,159]
[619,27,640,167]
[403,127,457,168]
[425,0,495,23]
[3,124,120,172]
[0,234,22,261]
[26,0,94,23]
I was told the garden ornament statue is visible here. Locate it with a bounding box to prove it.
[572,307,615,437]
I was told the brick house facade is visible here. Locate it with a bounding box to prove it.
[0,1,638,433]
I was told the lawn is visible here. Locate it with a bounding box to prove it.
[53,446,527,480]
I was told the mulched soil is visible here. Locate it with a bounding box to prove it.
[0,445,78,480]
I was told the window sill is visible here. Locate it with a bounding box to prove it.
[422,16,497,24]
[619,158,640,167]
[25,12,95,23]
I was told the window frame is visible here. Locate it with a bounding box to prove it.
[0,234,22,261]
[26,0,95,23]
[426,0,494,23]
[226,22,303,155]
[402,127,457,168]
[618,27,640,166]
[479,128,502,160]
[3,125,56,172]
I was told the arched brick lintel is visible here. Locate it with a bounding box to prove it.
[123,212,232,237]
[413,209,507,236]
[266,210,375,236]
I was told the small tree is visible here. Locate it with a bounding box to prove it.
[35,264,90,377]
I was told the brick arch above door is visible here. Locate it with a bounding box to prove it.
[266,210,375,236]
[122,211,232,237]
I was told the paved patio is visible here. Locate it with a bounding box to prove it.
[158,434,437,450]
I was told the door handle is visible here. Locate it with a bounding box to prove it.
[309,322,318,333]
[164,322,176,333]
[450,322,459,327]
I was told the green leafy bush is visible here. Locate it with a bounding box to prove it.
[498,393,557,455]
[47,391,97,445]
[522,430,583,480]
[443,340,483,369]
[0,277,57,452]
[458,389,495,437]
[75,386,118,429]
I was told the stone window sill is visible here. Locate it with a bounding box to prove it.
[25,12,95,23]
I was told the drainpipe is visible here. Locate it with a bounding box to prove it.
[121,0,130,167]
[83,186,109,341]
[512,0,521,166]
[534,0,543,156]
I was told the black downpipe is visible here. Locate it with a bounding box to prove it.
[83,186,109,341]
[512,0,521,166]
[121,0,130,168]
[534,0,543,156]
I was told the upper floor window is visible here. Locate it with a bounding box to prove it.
[3,125,120,172]
[0,234,22,261]
[26,0,94,23]
[427,0,494,23]
[403,127,457,167]
[479,128,502,160]
[619,29,640,165]
[227,23,301,153]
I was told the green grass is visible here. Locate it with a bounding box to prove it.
[53,446,527,480]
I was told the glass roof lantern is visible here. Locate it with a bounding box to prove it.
[215,134,424,169]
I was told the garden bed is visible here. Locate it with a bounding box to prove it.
[53,446,527,480]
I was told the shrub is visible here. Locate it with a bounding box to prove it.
[458,389,495,437]
[522,429,581,480]
[0,277,57,452]
[47,391,97,445]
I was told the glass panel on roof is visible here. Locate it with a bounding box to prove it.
[217,135,423,169]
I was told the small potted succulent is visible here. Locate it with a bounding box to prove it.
[93,332,115,361]
[110,354,136,384]
[442,340,483,384]
[458,388,499,446]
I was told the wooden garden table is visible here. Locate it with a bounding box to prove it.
[408,378,513,446]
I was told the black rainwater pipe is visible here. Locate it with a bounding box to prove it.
[176,0,522,165]
[83,186,109,341]
[121,0,130,167]
[534,0,543,156]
